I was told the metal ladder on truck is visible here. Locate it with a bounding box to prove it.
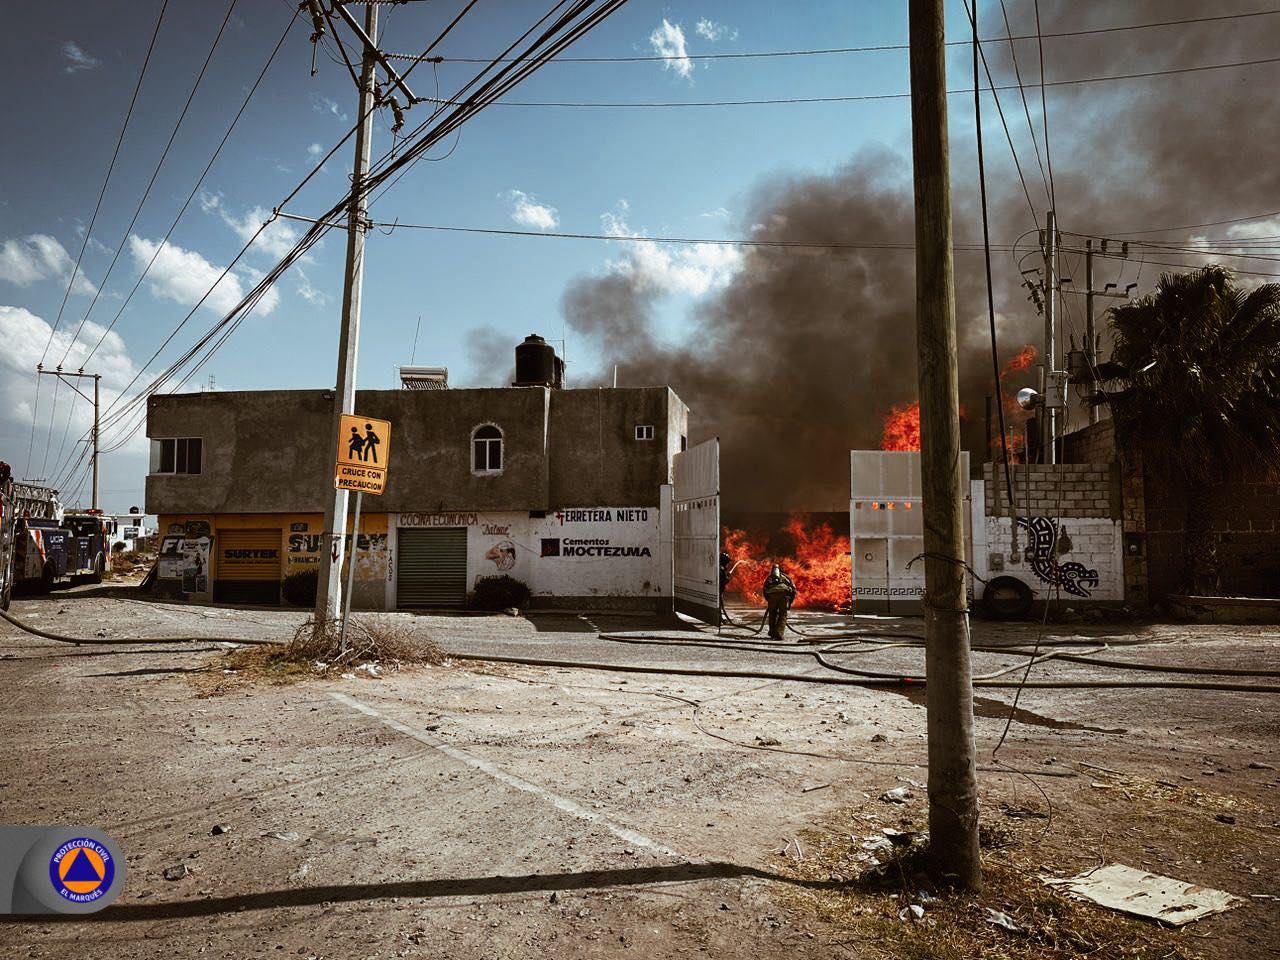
[0,461,63,609]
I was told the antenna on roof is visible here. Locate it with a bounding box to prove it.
[410,315,421,365]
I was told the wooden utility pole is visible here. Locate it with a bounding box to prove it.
[907,0,981,889]
[315,2,379,624]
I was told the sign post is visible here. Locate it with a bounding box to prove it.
[334,415,391,654]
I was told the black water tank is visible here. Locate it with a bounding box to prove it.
[514,334,556,386]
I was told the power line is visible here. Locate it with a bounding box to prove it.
[82,3,298,368]
[406,54,1280,107]
[56,0,239,375]
[38,0,170,368]
[1033,0,1056,212]
[384,8,1280,63]
[1095,209,1280,237]
[997,0,1051,206]
[276,211,1035,251]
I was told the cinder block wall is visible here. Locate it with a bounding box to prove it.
[983,463,1119,519]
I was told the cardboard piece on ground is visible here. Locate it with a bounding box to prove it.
[1041,863,1242,926]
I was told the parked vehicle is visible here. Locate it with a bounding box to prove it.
[64,511,111,583]
[0,461,66,607]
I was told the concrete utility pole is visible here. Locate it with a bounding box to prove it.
[907,0,981,889]
[1085,240,1097,425]
[1043,209,1058,462]
[36,367,101,509]
[315,1,379,624]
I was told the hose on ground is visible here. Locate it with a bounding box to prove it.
[0,608,276,647]
[457,649,1280,694]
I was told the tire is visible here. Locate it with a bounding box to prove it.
[89,554,104,585]
[982,575,1034,621]
[39,564,55,595]
[1,578,10,611]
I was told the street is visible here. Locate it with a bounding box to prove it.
[0,588,1276,959]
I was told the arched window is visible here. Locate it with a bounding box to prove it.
[472,424,504,474]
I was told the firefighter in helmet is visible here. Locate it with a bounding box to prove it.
[762,562,797,641]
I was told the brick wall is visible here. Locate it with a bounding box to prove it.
[1062,420,1115,465]
[983,463,1119,519]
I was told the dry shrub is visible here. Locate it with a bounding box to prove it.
[286,615,445,669]
[198,616,445,695]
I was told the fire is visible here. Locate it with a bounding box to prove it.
[1001,344,1037,377]
[722,514,851,611]
[880,402,920,452]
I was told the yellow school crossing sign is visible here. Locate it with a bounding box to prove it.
[335,414,391,495]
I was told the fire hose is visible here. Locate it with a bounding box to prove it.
[0,608,274,646]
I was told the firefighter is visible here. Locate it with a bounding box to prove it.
[762,562,797,641]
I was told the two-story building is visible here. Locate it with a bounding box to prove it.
[146,335,690,611]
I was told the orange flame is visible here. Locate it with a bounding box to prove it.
[1001,344,1038,377]
[722,515,851,611]
[880,402,921,452]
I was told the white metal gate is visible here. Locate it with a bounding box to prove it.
[672,437,720,625]
[396,527,468,607]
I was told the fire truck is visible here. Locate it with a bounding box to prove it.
[0,460,72,608]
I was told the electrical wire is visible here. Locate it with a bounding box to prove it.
[997,0,1051,207]
[1033,0,1056,213]
[57,0,239,370]
[400,53,1280,107]
[384,8,1280,63]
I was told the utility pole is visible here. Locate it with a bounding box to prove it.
[1085,240,1097,425]
[1043,209,1058,462]
[907,0,980,890]
[36,367,100,509]
[315,1,379,625]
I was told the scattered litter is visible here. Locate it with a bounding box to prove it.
[801,782,830,794]
[162,864,189,881]
[210,823,231,835]
[898,904,925,922]
[267,831,300,842]
[503,607,520,617]
[870,734,887,743]
[860,835,894,853]
[755,735,781,747]
[1248,761,1276,770]
[879,786,913,804]
[96,629,107,637]
[548,891,558,904]
[356,662,381,678]
[339,672,356,680]
[1215,813,1236,825]
[1041,864,1242,926]
[289,862,311,882]
[984,908,1023,933]
[881,828,919,847]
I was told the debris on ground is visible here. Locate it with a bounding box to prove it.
[983,907,1024,933]
[1041,863,1243,925]
[210,823,231,835]
[879,786,912,804]
[162,864,190,881]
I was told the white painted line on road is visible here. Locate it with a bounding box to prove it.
[329,691,685,860]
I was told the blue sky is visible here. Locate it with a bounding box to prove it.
[3,1,1278,512]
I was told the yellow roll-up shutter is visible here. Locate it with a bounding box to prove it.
[217,529,282,581]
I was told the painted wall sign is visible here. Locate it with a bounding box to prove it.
[399,512,479,528]
[1017,516,1102,597]
[484,539,517,571]
[555,508,650,524]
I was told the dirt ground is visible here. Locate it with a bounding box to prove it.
[0,586,1276,959]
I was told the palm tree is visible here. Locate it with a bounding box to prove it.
[1103,265,1280,595]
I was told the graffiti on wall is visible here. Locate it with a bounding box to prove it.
[484,540,517,571]
[1017,517,1100,598]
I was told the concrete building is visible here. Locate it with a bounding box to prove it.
[146,338,689,610]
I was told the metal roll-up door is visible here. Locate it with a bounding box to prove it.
[397,528,468,607]
[214,528,281,604]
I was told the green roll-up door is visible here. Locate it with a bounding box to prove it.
[396,527,468,607]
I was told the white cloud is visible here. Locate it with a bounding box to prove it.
[601,204,741,297]
[307,142,325,160]
[0,234,96,295]
[695,19,735,42]
[503,190,559,231]
[61,41,100,73]
[199,193,302,260]
[126,235,279,317]
[295,269,329,306]
[0,305,147,471]
[700,207,730,220]
[649,20,693,80]
[311,94,348,123]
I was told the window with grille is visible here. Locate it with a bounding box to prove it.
[472,424,504,474]
[150,438,202,475]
